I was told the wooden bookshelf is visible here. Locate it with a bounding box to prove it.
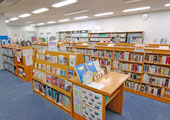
[1,45,33,82]
[32,48,84,117]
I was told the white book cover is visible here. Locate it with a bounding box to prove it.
[93,60,101,72]
[69,55,76,67]
[53,56,57,63]
[59,55,64,64]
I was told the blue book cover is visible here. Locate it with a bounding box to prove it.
[75,64,87,83]
[85,61,97,74]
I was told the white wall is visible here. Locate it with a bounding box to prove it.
[0,13,8,70]
[7,25,38,39]
[37,10,170,44]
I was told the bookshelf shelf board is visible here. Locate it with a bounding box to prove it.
[143,72,170,78]
[18,74,25,80]
[120,69,142,74]
[142,82,164,88]
[105,90,120,106]
[33,90,72,116]
[15,63,25,68]
[165,87,170,90]
[118,60,143,64]
[92,56,113,60]
[4,61,14,66]
[127,79,141,83]
[124,88,170,104]
[33,77,71,97]
[144,62,170,67]
[2,54,14,58]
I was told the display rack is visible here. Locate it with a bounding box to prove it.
[32,48,84,116]
[14,46,33,82]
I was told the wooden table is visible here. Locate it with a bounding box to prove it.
[69,72,129,120]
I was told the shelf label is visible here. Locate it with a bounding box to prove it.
[108,43,115,47]
[159,46,169,49]
[134,48,144,52]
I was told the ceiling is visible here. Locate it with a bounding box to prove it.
[1,0,170,26]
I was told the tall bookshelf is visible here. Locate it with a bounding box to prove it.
[89,31,144,43]
[58,30,89,42]
[32,48,84,116]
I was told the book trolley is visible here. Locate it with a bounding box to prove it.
[31,48,129,120]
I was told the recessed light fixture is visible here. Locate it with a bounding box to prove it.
[64,10,88,16]
[9,17,19,21]
[125,0,144,4]
[123,6,151,12]
[52,0,78,8]
[74,16,88,20]
[94,12,114,17]
[32,8,49,14]
[5,20,10,23]
[37,23,45,26]
[165,3,170,7]
[58,19,70,22]
[47,21,56,24]
[26,21,34,24]
[30,24,36,27]
[19,13,31,18]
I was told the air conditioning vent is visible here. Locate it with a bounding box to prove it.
[0,0,20,6]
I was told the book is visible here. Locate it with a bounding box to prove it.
[42,64,46,71]
[68,69,74,79]
[47,74,53,83]
[64,58,68,65]
[56,68,60,75]
[38,63,41,69]
[60,79,65,90]
[59,55,64,64]
[93,60,101,72]
[53,56,57,63]
[69,55,76,67]
[75,64,88,83]
[46,54,50,62]
[85,61,97,74]
[65,80,72,92]
[51,67,56,74]
[47,65,51,73]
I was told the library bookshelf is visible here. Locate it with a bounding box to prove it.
[1,45,33,82]
[67,44,170,104]
[32,48,84,117]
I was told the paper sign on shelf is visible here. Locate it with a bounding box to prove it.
[134,48,144,52]
[159,46,169,49]
[23,49,33,56]
[108,43,115,47]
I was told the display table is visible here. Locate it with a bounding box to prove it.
[70,72,129,120]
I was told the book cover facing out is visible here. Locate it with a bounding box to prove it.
[85,61,97,74]
[75,64,87,83]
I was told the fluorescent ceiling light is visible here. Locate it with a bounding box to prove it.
[52,0,78,8]
[123,6,151,12]
[26,21,34,24]
[94,12,114,17]
[9,17,19,21]
[125,0,144,4]
[64,10,88,16]
[47,21,56,24]
[19,13,31,18]
[30,24,36,27]
[37,23,45,26]
[74,16,88,20]
[5,20,10,23]
[165,3,170,7]
[58,19,70,22]
[32,8,49,14]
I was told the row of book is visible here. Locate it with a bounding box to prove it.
[33,69,72,92]
[143,74,170,88]
[114,61,142,73]
[34,63,74,78]
[84,56,91,62]
[145,54,170,64]
[114,52,143,62]
[3,62,15,73]
[92,49,113,58]
[33,80,70,107]
[2,48,14,57]
[99,59,112,66]
[76,49,92,55]
[36,54,76,67]
[165,89,170,96]
[2,56,14,66]
[89,33,111,37]
[144,65,170,76]
[141,84,163,97]
[124,81,140,91]
[122,71,141,81]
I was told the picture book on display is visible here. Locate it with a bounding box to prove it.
[69,55,76,67]
[75,64,88,83]
[85,61,97,74]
